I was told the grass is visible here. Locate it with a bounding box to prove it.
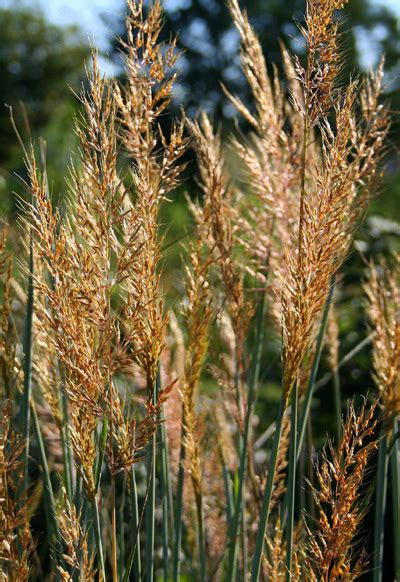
[0,0,398,580]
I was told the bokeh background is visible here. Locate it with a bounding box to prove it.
[1,0,399,217]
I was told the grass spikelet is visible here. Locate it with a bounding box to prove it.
[366,256,400,418]
[305,399,378,580]
[56,490,96,582]
[0,401,33,581]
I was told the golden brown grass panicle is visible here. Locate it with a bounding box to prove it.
[56,490,96,582]
[187,113,250,424]
[26,0,188,482]
[366,255,400,419]
[305,400,378,580]
[228,0,389,400]
[0,402,32,581]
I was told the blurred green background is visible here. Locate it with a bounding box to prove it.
[0,0,399,218]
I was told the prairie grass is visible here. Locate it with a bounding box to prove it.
[0,0,397,580]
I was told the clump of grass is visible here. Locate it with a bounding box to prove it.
[0,0,395,580]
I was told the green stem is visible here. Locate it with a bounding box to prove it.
[305,417,315,526]
[95,418,108,493]
[251,395,286,580]
[20,235,34,491]
[124,462,154,582]
[172,429,186,582]
[373,427,389,582]
[226,291,267,580]
[91,496,106,582]
[160,406,172,582]
[314,333,375,393]
[60,385,74,502]
[145,371,159,582]
[118,473,127,579]
[31,401,62,575]
[195,491,206,582]
[333,367,342,443]
[221,452,234,525]
[391,417,400,581]
[297,274,336,460]
[129,466,142,581]
[285,382,298,580]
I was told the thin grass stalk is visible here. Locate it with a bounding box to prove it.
[226,291,267,580]
[118,473,127,579]
[124,452,156,582]
[305,417,315,525]
[159,409,171,582]
[314,333,375,392]
[280,279,335,526]
[195,491,207,582]
[145,371,160,582]
[172,427,186,582]
[251,394,286,580]
[129,466,142,582]
[109,389,118,582]
[285,381,298,580]
[111,472,118,582]
[220,451,234,525]
[298,440,306,519]
[20,234,34,492]
[95,419,108,492]
[60,386,73,502]
[241,509,248,581]
[296,274,336,460]
[373,426,389,582]
[333,367,342,443]
[31,401,62,575]
[391,416,400,581]
[145,435,156,582]
[91,496,106,582]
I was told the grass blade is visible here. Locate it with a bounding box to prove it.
[251,395,286,580]
[226,291,267,580]
[31,401,62,575]
[172,427,186,582]
[159,404,173,581]
[333,367,342,443]
[285,381,298,580]
[391,416,400,581]
[297,274,336,460]
[95,418,108,493]
[373,426,389,582]
[20,234,34,491]
[91,496,106,582]
[60,385,74,502]
[195,493,207,582]
[129,466,142,581]
[145,371,160,582]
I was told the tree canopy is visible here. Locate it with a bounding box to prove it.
[110,0,400,121]
[0,7,88,213]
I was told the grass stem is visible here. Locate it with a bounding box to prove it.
[91,496,106,582]
[285,381,298,580]
[173,429,186,582]
[297,274,336,460]
[373,426,389,582]
[20,234,34,492]
[250,395,286,580]
[333,367,342,443]
[391,416,400,581]
[226,291,267,580]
